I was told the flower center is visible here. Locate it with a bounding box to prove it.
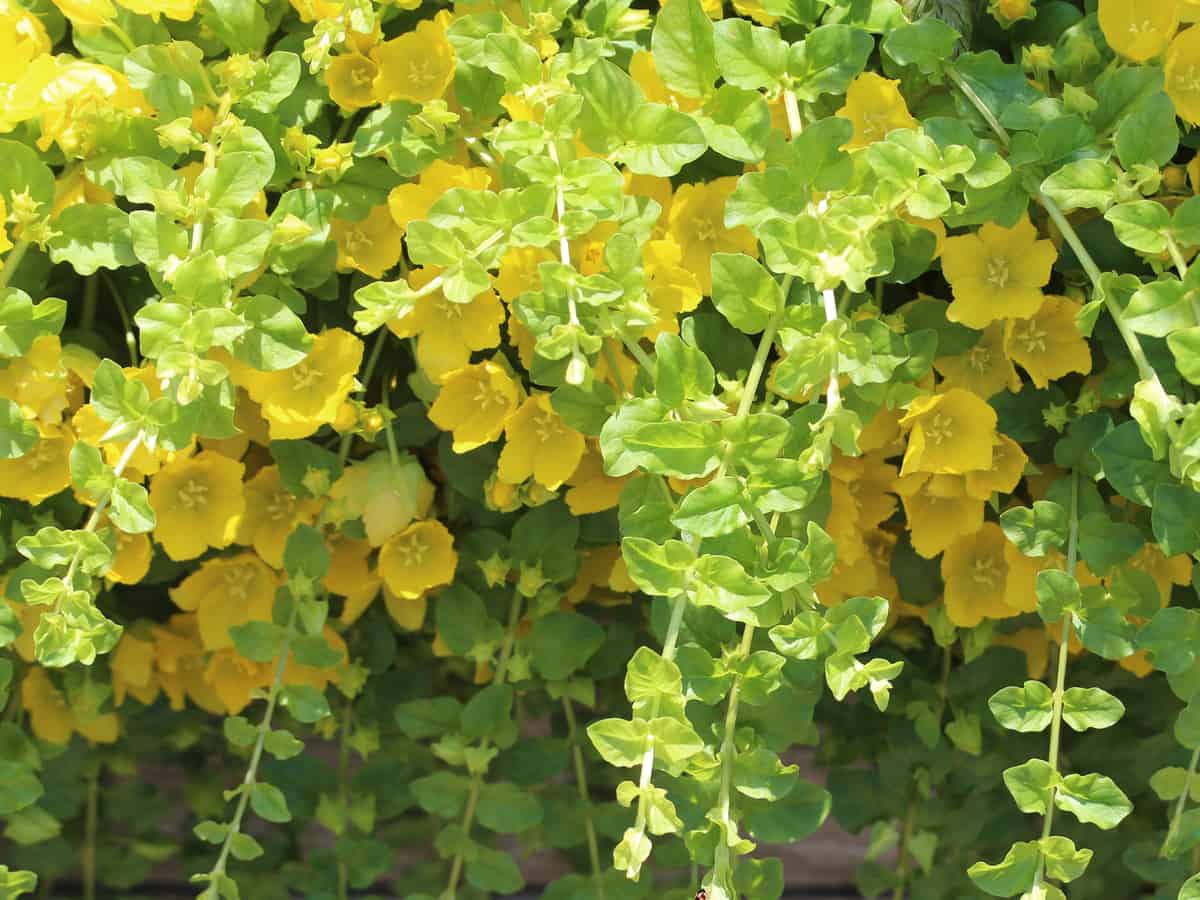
[1176,65,1200,95]
[344,228,373,257]
[1013,320,1047,355]
[266,491,293,522]
[861,111,886,139]
[693,217,716,244]
[970,556,1001,589]
[407,58,438,90]
[27,439,56,471]
[350,63,374,88]
[472,376,503,409]
[394,534,427,568]
[532,410,562,443]
[290,362,323,391]
[222,565,255,602]
[925,412,955,445]
[967,345,991,373]
[177,478,209,511]
[436,297,464,320]
[986,257,1010,289]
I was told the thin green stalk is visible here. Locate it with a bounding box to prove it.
[1032,471,1080,888]
[820,287,841,414]
[892,786,917,900]
[444,591,524,898]
[1162,746,1200,858]
[336,328,389,466]
[336,699,354,900]
[206,599,300,884]
[0,239,31,290]
[100,273,139,365]
[564,697,607,899]
[710,624,756,884]
[619,331,656,379]
[64,433,143,585]
[83,766,99,900]
[381,374,401,468]
[602,342,629,397]
[1167,234,1190,280]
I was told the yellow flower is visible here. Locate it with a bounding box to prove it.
[327,536,382,624]
[153,615,224,714]
[50,0,114,26]
[565,545,636,606]
[836,72,918,150]
[942,523,1023,627]
[497,393,586,490]
[235,466,320,568]
[0,426,73,503]
[234,329,364,439]
[0,334,71,423]
[941,215,1056,328]
[1002,294,1092,388]
[565,442,627,515]
[0,7,50,88]
[282,626,347,693]
[378,519,457,598]
[667,177,758,295]
[994,628,1050,679]
[933,325,1020,398]
[326,53,379,110]
[150,452,246,561]
[629,50,701,112]
[331,204,404,279]
[34,60,151,158]
[644,238,703,335]
[1126,544,1192,603]
[989,0,1034,26]
[571,221,618,276]
[107,529,152,585]
[900,388,997,476]
[964,434,1028,499]
[896,473,985,559]
[170,553,277,650]
[22,668,119,744]
[428,360,521,452]
[372,18,455,104]
[1099,0,1179,62]
[829,451,898,532]
[496,246,553,303]
[111,630,159,705]
[731,0,775,25]
[204,649,270,714]
[383,583,428,630]
[390,267,506,381]
[388,160,492,233]
[625,173,674,230]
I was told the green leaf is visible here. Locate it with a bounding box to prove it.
[1125,278,1196,338]
[625,646,684,716]
[1061,686,1125,731]
[692,554,772,623]
[1040,159,1117,212]
[699,84,771,163]
[109,479,156,534]
[1002,759,1056,814]
[620,103,708,177]
[229,621,286,662]
[710,253,783,334]
[1115,91,1178,169]
[284,523,330,582]
[0,140,56,211]
[227,832,263,862]
[1169,327,1200,385]
[1055,772,1133,829]
[46,205,136,275]
[1177,700,1200,750]
[249,787,291,830]
[0,289,67,360]
[968,841,1040,897]
[466,847,524,894]
[263,729,304,760]
[529,612,605,681]
[1181,872,1200,900]
[671,477,748,538]
[1076,513,1144,575]
[461,683,513,740]
[1094,421,1171,506]
[279,685,330,723]
[999,501,1068,558]
[223,716,257,747]
[1105,201,1171,255]
[196,126,274,211]
[1035,569,1081,624]
[882,17,959,75]
[713,18,788,92]
[988,681,1054,733]
[0,763,43,816]
[1139,608,1200,674]
[654,331,715,409]
[476,782,544,834]
[17,527,112,575]
[411,772,471,818]
[1039,835,1092,883]
[588,717,646,768]
[0,400,38,460]
[788,24,874,102]
[0,866,38,898]
[202,0,267,53]
[650,0,716,98]
[733,747,798,801]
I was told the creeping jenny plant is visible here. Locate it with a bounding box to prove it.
[3,0,1200,898]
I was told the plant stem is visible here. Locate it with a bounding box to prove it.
[564,697,607,899]
[100,273,139,365]
[710,624,756,884]
[207,599,300,882]
[1162,746,1200,858]
[892,786,917,900]
[821,288,841,414]
[619,331,656,379]
[64,433,144,585]
[81,277,98,333]
[1032,471,1079,888]
[0,239,31,290]
[336,699,354,900]
[83,766,99,900]
[336,328,389,466]
[945,66,1010,148]
[444,591,524,898]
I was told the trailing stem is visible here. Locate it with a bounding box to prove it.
[563,697,607,899]
[83,766,99,900]
[204,599,300,885]
[444,590,524,898]
[1031,471,1080,889]
[336,699,354,900]
[0,239,31,290]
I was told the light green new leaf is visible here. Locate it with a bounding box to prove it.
[1061,686,1125,731]
[989,681,1054,733]
[650,0,716,98]
[47,205,136,275]
[1002,759,1056,814]
[713,18,787,92]
[1054,772,1133,829]
[968,840,1041,897]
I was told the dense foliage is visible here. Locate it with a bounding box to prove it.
[3,0,1200,897]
